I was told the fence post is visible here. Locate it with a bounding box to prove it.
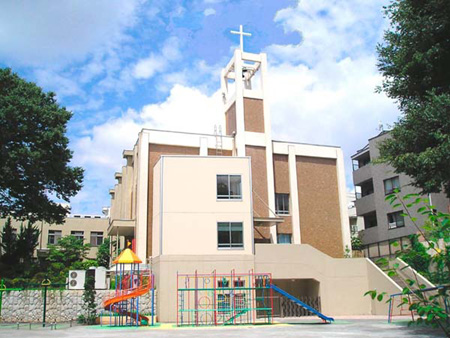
[41,279,51,327]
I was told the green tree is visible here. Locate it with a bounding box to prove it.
[79,274,97,325]
[96,237,111,268]
[47,235,90,283]
[366,192,450,334]
[377,0,450,197]
[16,221,40,263]
[0,217,17,264]
[0,68,84,224]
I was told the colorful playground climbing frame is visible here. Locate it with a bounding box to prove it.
[177,270,273,326]
[103,248,155,326]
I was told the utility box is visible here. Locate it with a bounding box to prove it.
[68,270,85,290]
[67,267,108,290]
[91,266,108,290]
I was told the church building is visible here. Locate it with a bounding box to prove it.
[107,32,403,322]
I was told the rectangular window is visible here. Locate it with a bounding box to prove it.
[384,176,400,195]
[90,231,104,246]
[218,222,243,248]
[217,175,242,199]
[388,211,405,229]
[234,280,245,288]
[277,234,292,244]
[275,193,290,215]
[218,294,231,311]
[48,230,62,245]
[71,231,84,242]
[363,211,378,229]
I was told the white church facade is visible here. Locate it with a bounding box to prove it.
[107,37,404,322]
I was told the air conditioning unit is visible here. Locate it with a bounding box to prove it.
[388,222,397,229]
[90,266,108,290]
[68,270,86,290]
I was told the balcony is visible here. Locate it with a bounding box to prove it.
[354,193,376,216]
[107,219,135,237]
[352,163,373,185]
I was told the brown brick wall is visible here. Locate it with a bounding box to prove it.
[207,149,233,156]
[273,154,292,234]
[147,144,199,257]
[246,145,268,218]
[278,216,292,234]
[244,98,265,133]
[254,225,271,242]
[273,154,289,193]
[296,156,343,258]
[225,103,236,135]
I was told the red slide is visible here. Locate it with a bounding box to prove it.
[103,276,152,325]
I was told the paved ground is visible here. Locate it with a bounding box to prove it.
[0,317,445,337]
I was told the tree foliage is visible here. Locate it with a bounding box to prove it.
[377,0,450,197]
[0,68,84,224]
[96,237,111,268]
[0,217,17,264]
[366,192,450,335]
[79,274,97,325]
[47,235,91,283]
[16,221,40,263]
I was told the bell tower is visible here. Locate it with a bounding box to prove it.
[221,26,278,242]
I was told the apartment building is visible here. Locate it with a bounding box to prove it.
[351,131,449,257]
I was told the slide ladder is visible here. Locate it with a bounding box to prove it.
[224,309,248,325]
[270,284,334,323]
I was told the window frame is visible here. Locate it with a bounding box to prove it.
[275,193,290,215]
[387,211,405,230]
[71,230,84,242]
[363,211,378,229]
[48,230,62,245]
[216,174,242,201]
[384,176,401,195]
[277,233,292,244]
[90,231,104,247]
[217,221,244,249]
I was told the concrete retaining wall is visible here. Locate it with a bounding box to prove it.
[0,289,156,323]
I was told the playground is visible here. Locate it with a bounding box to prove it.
[0,317,445,337]
[1,248,448,336]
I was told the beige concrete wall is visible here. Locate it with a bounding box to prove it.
[109,152,136,224]
[152,156,253,256]
[367,259,402,314]
[147,144,200,257]
[152,160,161,256]
[0,217,109,259]
[255,244,399,316]
[150,243,404,322]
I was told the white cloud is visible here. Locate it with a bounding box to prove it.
[70,0,399,213]
[269,0,385,66]
[0,1,140,66]
[34,69,85,98]
[204,8,216,16]
[132,37,182,79]
[70,85,223,212]
[264,0,398,189]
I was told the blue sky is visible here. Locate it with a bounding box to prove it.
[0,0,399,215]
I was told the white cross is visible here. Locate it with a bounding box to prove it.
[230,25,251,52]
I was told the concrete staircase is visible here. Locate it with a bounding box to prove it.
[371,257,435,291]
